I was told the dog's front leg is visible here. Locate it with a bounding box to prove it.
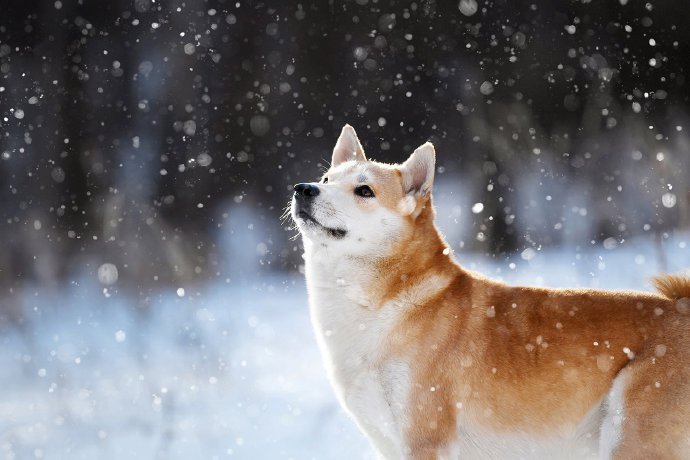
[403,397,458,460]
[405,441,458,460]
[338,369,406,459]
[357,419,402,460]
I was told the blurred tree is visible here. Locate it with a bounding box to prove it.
[0,0,688,292]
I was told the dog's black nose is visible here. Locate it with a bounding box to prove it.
[294,183,320,198]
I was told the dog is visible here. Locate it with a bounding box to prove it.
[290,124,690,459]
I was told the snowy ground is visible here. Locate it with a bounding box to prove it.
[1,231,688,459]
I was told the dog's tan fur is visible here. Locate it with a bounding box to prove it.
[292,125,690,459]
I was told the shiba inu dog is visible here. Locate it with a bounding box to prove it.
[290,124,690,459]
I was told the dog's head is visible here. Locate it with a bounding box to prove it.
[291,124,436,257]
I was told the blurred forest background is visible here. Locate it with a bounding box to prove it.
[1,0,689,308]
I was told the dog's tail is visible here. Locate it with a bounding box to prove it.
[652,274,690,300]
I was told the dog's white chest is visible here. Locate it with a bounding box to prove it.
[304,257,410,456]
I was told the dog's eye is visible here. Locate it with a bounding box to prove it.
[354,185,375,198]
[321,177,329,184]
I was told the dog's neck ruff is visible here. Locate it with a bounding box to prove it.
[303,213,458,312]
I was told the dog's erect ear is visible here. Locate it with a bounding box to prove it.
[401,142,435,197]
[332,124,366,167]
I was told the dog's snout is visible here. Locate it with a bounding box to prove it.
[294,183,320,198]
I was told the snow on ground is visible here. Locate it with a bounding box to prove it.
[0,232,688,459]
[0,275,372,460]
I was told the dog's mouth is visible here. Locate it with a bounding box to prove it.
[296,211,347,239]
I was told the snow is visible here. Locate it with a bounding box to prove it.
[0,273,372,459]
[1,221,688,458]
[458,0,478,17]
[97,264,119,285]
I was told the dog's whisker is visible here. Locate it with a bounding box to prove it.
[280,201,294,225]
